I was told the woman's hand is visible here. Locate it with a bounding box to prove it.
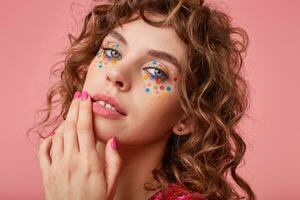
[38,91,122,200]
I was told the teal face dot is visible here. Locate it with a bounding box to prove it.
[98,63,103,68]
[145,88,150,93]
[166,86,171,91]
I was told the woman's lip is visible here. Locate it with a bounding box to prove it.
[91,94,127,115]
[92,102,126,119]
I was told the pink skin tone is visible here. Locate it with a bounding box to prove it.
[39,13,193,200]
[84,14,191,199]
[82,14,191,200]
[39,91,122,200]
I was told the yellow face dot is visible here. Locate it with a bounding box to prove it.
[144,74,149,80]
[111,59,117,65]
[161,91,167,97]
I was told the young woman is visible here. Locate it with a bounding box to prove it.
[29,0,256,199]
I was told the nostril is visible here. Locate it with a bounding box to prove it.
[116,81,124,87]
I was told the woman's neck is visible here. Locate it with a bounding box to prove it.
[113,137,169,200]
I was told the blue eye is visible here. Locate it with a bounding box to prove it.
[102,48,122,59]
[144,67,169,81]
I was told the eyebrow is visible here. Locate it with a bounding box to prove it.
[107,30,182,70]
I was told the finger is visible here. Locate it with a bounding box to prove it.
[50,122,65,165]
[64,91,81,157]
[38,136,53,176]
[105,137,122,197]
[95,140,106,161]
[77,91,96,155]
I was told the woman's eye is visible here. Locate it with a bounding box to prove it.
[144,67,169,81]
[103,48,122,59]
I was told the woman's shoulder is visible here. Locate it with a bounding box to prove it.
[149,183,207,200]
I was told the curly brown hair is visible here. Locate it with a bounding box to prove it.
[27,0,256,199]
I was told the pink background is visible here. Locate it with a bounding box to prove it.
[0,0,299,199]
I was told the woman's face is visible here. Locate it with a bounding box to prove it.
[82,15,187,146]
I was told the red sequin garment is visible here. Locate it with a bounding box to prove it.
[149,183,206,200]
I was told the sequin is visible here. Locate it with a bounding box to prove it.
[149,183,205,200]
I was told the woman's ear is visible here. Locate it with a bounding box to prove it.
[172,115,194,136]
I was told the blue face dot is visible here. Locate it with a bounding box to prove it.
[166,86,171,91]
[151,60,157,65]
[145,88,150,93]
[98,64,103,68]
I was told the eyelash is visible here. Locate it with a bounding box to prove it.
[102,47,122,60]
[143,66,169,81]
[101,46,169,81]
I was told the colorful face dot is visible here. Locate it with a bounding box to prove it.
[144,74,150,80]
[166,86,171,91]
[142,59,175,97]
[161,91,167,97]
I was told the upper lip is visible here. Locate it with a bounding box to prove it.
[91,93,127,116]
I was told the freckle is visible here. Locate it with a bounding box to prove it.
[160,85,164,90]
[166,86,171,91]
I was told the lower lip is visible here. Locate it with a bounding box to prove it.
[92,102,125,119]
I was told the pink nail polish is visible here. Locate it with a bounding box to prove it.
[48,131,55,136]
[81,91,88,101]
[111,136,118,150]
[73,91,81,99]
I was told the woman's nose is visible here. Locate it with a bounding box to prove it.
[105,67,131,92]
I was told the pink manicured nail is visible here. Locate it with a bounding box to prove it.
[81,91,88,101]
[111,136,118,150]
[73,91,81,99]
[48,131,55,136]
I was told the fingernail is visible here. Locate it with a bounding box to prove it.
[48,131,55,136]
[111,136,118,150]
[73,91,81,99]
[81,90,88,101]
